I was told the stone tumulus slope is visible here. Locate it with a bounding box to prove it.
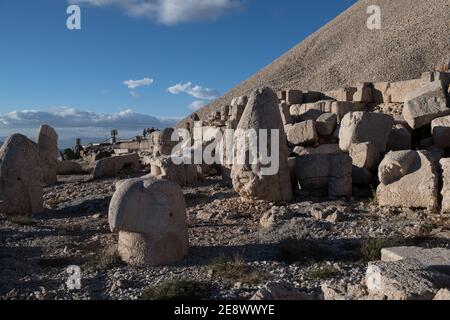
[178,0,450,127]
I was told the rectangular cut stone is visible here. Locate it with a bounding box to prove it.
[294,154,352,197]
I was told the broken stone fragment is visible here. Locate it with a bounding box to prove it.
[285,120,318,146]
[93,154,140,179]
[377,150,440,210]
[431,115,450,148]
[386,124,411,152]
[349,142,380,172]
[0,134,44,216]
[339,112,394,152]
[316,113,337,136]
[37,124,58,186]
[381,246,450,275]
[403,81,450,129]
[366,259,448,300]
[109,176,188,266]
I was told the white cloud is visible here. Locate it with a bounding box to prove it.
[129,91,140,98]
[189,100,207,111]
[123,77,154,89]
[70,0,243,25]
[0,107,176,130]
[168,82,219,100]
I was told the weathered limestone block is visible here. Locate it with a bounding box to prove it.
[285,89,303,105]
[366,259,444,300]
[299,109,323,122]
[37,124,58,186]
[372,82,392,103]
[331,101,366,122]
[377,151,439,210]
[293,144,342,156]
[387,124,411,151]
[289,100,333,118]
[431,115,450,148]
[349,142,380,171]
[303,91,324,103]
[279,102,292,125]
[109,176,188,266]
[316,113,337,136]
[403,81,450,129]
[389,79,423,103]
[339,112,394,152]
[231,87,292,202]
[294,154,352,197]
[381,246,450,274]
[353,82,373,103]
[0,134,43,216]
[285,121,318,146]
[325,87,357,102]
[56,160,90,175]
[149,156,199,186]
[93,154,140,179]
[441,158,450,213]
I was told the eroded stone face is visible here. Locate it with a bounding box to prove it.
[109,176,188,266]
[432,115,450,148]
[0,134,43,216]
[231,87,292,202]
[377,151,440,210]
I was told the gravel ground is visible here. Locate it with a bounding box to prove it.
[0,173,449,300]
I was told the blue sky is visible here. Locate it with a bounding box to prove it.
[0,0,357,139]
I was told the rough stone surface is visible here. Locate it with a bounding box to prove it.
[431,115,450,148]
[285,121,318,146]
[349,142,380,171]
[294,154,352,197]
[403,81,450,129]
[434,289,450,300]
[231,87,293,202]
[149,156,199,187]
[279,102,292,125]
[381,246,450,275]
[316,113,337,136]
[37,125,58,186]
[109,176,188,266]
[366,259,444,300]
[251,282,314,300]
[387,124,411,151]
[0,134,43,216]
[56,160,89,175]
[441,158,450,213]
[377,151,440,210]
[93,154,140,179]
[339,112,394,152]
